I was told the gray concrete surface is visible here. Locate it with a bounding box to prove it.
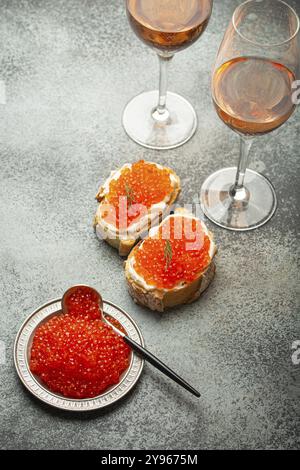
[0,0,299,450]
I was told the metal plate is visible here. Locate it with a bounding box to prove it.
[14,298,144,411]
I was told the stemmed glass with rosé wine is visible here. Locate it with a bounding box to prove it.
[200,0,299,231]
[123,0,213,150]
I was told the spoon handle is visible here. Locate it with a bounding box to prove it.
[123,336,200,398]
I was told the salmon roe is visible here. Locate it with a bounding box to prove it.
[104,160,173,228]
[64,286,100,320]
[134,216,212,290]
[30,288,131,399]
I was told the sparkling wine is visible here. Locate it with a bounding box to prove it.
[212,57,296,136]
[127,0,212,52]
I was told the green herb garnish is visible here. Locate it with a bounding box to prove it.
[125,183,135,207]
[164,240,173,270]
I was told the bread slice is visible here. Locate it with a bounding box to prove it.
[94,161,181,257]
[124,208,217,312]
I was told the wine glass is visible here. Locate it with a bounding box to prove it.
[200,0,299,231]
[123,0,213,150]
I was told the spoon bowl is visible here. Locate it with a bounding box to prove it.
[62,284,103,316]
[62,285,126,336]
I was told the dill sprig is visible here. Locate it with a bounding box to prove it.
[164,240,173,270]
[124,183,135,207]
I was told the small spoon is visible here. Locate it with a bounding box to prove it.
[62,285,200,398]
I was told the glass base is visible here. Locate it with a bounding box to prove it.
[200,167,277,231]
[122,90,197,150]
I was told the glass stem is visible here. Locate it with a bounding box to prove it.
[152,53,174,123]
[230,136,253,201]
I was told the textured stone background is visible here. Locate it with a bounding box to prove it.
[0,0,299,450]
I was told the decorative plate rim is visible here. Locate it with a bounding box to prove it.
[14,298,144,411]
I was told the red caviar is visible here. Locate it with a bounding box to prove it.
[104,160,173,228]
[30,289,131,399]
[65,286,101,320]
[134,216,212,290]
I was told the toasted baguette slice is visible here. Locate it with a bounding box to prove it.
[124,208,217,312]
[94,161,181,257]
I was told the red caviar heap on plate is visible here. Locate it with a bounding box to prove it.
[105,160,174,228]
[30,287,131,399]
[134,216,212,290]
